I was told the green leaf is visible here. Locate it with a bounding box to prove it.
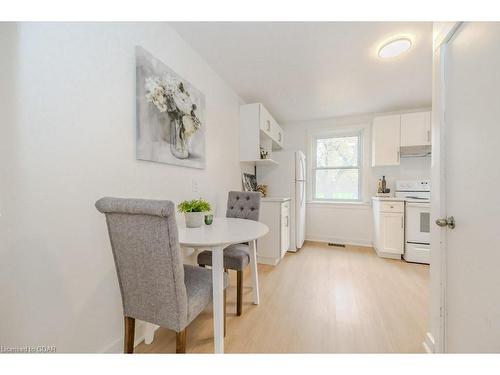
[177,198,211,213]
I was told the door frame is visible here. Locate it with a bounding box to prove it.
[427,21,462,354]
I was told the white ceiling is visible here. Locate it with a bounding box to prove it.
[171,22,433,123]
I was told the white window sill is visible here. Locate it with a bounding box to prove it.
[306,200,372,209]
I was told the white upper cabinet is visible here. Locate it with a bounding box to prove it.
[400,111,431,147]
[271,119,284,148]
[372,114,401,167]
[259,104,273,137]
[240,103,283,164]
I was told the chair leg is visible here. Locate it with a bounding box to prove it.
[224,288,227,337]
[124,316,135,354]
[237,270,243,316]
[176,329,187,353]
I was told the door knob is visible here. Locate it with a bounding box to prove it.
[436,216,455,229]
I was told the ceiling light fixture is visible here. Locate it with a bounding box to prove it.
[378,37,412,59]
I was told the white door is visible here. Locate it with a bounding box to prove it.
[371,114,401,166]
[380,213,404,255]
[401,112,431,147]
[436,22,500,352]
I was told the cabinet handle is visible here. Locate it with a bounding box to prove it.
[401,216,404,229]
[285,216,289,227]
[267,120,271,131]
[278,132,282,142]
[397,151,400,162]
[427,130,430,143]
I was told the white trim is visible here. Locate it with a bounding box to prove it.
[307,201,371,210]
[257,256,279,266]
[308,126,365,203]
[433,22,463,51]
[101,331,148,353]
[429,21,463,354]
[423,332,435,354]
[305,236,372,248]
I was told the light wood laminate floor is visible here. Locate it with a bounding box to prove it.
[135,241,429,353]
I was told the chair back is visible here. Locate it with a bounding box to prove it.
[226,191,261,221]
[95,197,188,331]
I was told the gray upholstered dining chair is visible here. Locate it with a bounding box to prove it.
[197,191,260,316]
[95,197,228,353]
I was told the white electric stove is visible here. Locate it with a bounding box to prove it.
[395,180,430,264]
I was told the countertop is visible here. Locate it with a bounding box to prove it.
[260,197,291,203]
[372,196,430,203]
[371,196,405,202]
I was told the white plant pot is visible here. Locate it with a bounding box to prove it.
[184,212,205,228]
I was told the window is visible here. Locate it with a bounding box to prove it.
[312,131,362,201]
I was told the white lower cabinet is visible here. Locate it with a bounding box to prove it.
[257,199,290,265]
[372,199,404,259]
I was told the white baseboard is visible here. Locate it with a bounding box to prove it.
[257,256,279,266]
[101,320,153,353]
[305,236,372,248]
[423,332,435,353]
[101,334,146,354]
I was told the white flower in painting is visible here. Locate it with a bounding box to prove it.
[144,73,202,147]
[172,87,193,114]
[145,76,168,112]
[163,74,180,93]
[182,115,200,138]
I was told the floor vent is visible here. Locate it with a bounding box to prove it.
[328,242,346,248]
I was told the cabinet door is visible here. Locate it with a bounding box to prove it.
[372,115,401,166]
[259,104,273,137]
[267,114,283,149]
[272,120,284,149]
[400,111,431,147]
[380,212,404,254]
[280,203,290,255]
[372,200,381,250]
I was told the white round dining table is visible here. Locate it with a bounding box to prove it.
[145,217,268,354]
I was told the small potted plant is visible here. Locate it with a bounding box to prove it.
[178,198,212,228]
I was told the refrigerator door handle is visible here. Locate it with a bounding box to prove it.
[300,182,305,206]
[300,155,305,181]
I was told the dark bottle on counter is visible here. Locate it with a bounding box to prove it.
[381,176,387,193]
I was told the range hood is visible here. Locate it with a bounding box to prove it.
[400,145,431,158]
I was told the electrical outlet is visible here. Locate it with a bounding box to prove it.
[192,180,199,193]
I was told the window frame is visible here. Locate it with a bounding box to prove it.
[311,129,363,203]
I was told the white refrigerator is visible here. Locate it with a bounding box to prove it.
[257,150,306,252]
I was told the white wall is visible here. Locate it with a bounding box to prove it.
[0,22,244,352]
[283,111,431,246]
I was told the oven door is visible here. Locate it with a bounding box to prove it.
[405,202,431,244]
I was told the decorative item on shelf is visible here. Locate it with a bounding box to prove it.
[259,146,269,160]
[242,172,258,192]
[136,46,206,169]
[178,198,211,228]
[204,214,214,226]
[376,176,391,196]
[381,176,387,192]
[377,178,383,193]
[256,184,268,197]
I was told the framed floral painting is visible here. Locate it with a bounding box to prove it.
[136,46,206,169]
